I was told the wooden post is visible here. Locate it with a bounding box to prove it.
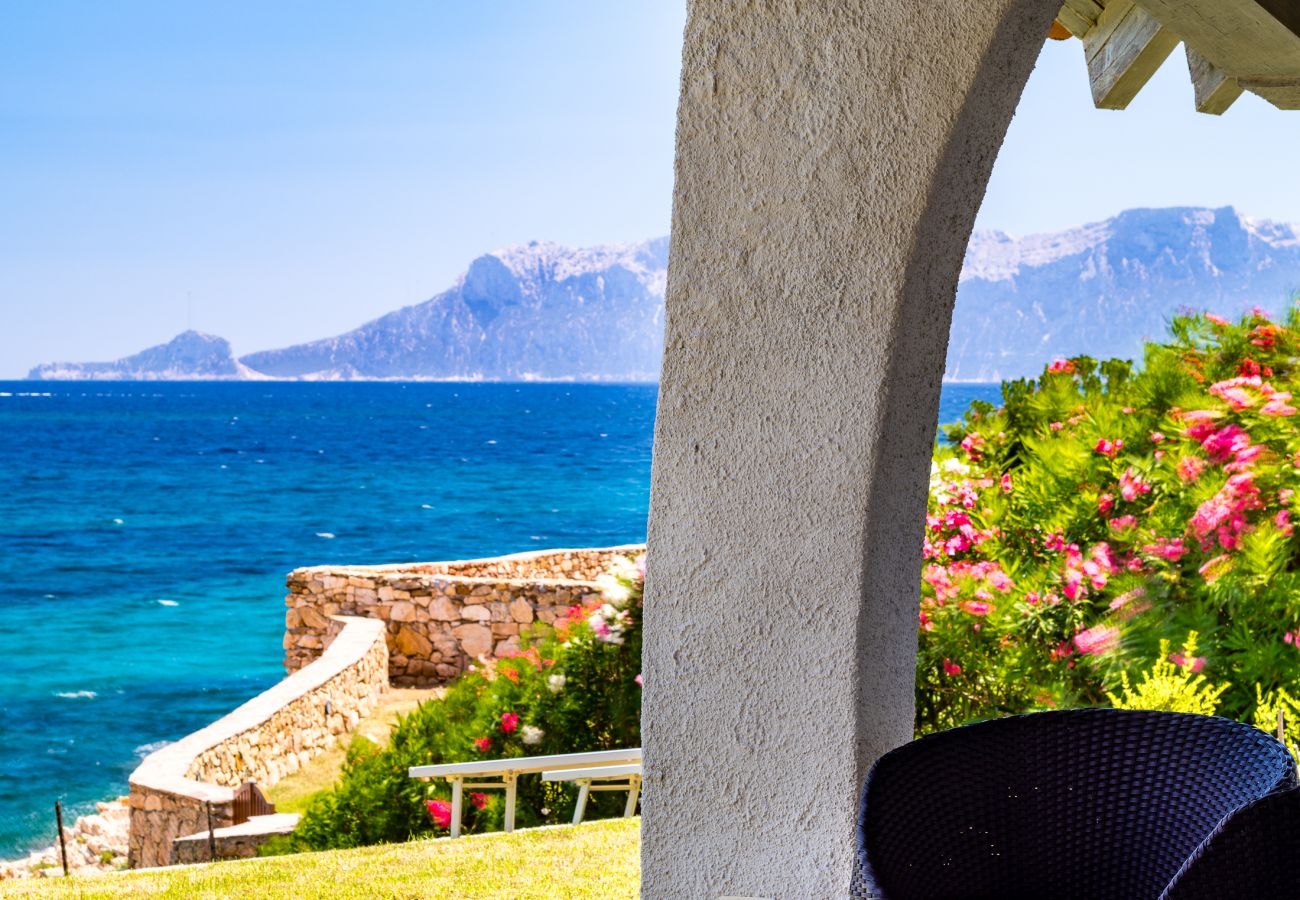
[572,780,591,825]
[623,776,641,818]
[205,801,216,861]
[53,801,68,877]
[503,774,517,833]
[449,778,463,839]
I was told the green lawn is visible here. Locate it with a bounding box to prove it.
[3,818,639,899]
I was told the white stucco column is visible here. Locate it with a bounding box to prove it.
[642,2,1058,896]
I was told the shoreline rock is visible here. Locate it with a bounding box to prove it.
[0,798,130,880]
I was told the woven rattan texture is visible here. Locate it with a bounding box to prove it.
[854,709,1296,900]
[1160,783,1300,899]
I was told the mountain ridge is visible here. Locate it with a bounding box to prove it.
[27,208,1300,382]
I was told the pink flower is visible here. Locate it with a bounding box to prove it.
[1050,421,1064,432]
[1073,624,1121,656]
[1168,652,1207,673]
[1119,468,1151,502]
[960,600,993,616]
[942,658,962,676]
[470,792,489,810]
[1177,456,1206,483]
[1199,554,1233,583]
[1150,432,1165,444]
[1251,324,1277,349]
[1201,424,1251,463]
[1262,397,1298,417]
[1109,515,1137,533]
[1047,359,1075,374]
[1001,473,1013,493]
[426,799,453,829]
[1286,632,1296,646]
[1209,376,1261,410]
[960,433,985,460]
[635,673,643,686]
[1094,438,1123,458]
[500,712,520,734]
[1205,313,1231,327]
[919,610,934,631]
[473,736,491,753]
[1098,493,1115,514]
[1143,537,1187,562]
[1278,510,1293,536]
[1189,473,1261,549]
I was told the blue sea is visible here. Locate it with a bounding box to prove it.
[0,380,998,855]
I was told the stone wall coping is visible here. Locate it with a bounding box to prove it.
[129,616,385,799]
[174,813,300,842]
[289,543,645,583]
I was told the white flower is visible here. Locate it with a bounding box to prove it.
[595,573,632,605]
[941,458,970,476]
[608,556,640,582]
[547,673,566,693]
[521,725,544,746]
[587,604,627,645]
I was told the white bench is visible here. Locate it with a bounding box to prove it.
[542,763,642,824]
[409,747,641,838]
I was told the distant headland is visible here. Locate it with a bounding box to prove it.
[28,207,1300,383]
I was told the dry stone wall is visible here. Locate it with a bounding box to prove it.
[284,545,643,686]
[128,616,387,868]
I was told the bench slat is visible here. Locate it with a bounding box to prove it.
[409,747,641,780]
[542,764,642,781]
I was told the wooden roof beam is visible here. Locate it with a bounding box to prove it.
[1056,0,1102,39]
[1084,0,1181,110]
[1131,0,1300,110]
[1186,47,1245,115]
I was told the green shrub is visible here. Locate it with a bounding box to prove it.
[285,557,643,850]
[1105,633,1228,715]
[919,306,1300,736]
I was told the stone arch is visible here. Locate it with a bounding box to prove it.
[642,1,1060,896]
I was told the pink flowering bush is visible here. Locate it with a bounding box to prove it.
[918,307,1300,735]
[285,554,644,851]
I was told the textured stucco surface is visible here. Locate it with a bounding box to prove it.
[642,2,1057,896]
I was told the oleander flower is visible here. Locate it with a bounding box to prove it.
[500,712,519,734]
[547,673,566,693]
[521,725,544,746]
[426,799,452,829]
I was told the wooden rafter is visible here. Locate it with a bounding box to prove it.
[1131,0,1300,110]
[1083,0,1180,110]
[1056,0,1101,38]
[1186,46,1245,115]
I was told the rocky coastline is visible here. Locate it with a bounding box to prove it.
[0,798,130,880]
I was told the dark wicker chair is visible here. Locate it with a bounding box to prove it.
[854,708,1300,900]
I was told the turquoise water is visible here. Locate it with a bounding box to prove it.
[0,380,997,855]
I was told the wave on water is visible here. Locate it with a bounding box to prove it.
[315,532,336,539]
[133,740,172,758]
[53,691,97,700]
[157,599,179,607]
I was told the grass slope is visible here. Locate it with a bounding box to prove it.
[266,687,436,815]
[3,819,639,900]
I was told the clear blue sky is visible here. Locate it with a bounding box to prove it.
[3,5,1299,378]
